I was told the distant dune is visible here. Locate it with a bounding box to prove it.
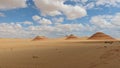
[88,32,116,41]
[32,36,48,41]
[0,32,119,68]
[65,34,79,40]
[0,38,119,68]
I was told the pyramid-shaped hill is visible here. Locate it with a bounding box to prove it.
[32,36,47,41]
[88,32,116,40]
[65,34,79,40]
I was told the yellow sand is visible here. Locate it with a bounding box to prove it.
[0,38,120,68]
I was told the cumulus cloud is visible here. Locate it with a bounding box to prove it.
[61,5,87,19]
[0,22,38,38]
[28,23,85,37]
[0,14,119,38]
[70,0,120,9]
[111,13,120,26]
[90,16,113,28]
[0,21,86,38]
[84,2,95,9]
[53,17,64,24]
[39,18,52,25]
[0,0,27,10]
[90,13,120,37]
[34,0,87,20]
[90,13,120,28]
[32,15,52,25]
[32,15,41,21]
[0,23,22,32]
[0,0,119,38]
[0,23,23,38]
[23,21,33,25]
[34,0,63,16]
[0,12,5,17]
[96,0,120,7]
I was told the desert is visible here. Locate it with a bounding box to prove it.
[0,0,119,68]
[0,32,119,68]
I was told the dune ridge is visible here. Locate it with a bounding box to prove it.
[65,34,79,40]
[88,32,116,40]
[32,36,47,41]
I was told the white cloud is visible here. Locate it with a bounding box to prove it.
[0,0,27,10]
[56,24,84,32]
[90,13,120,37]
[39,18,52,25]
[61,5,87,20]
[0,22,36,38]
[45,10,62,16]
[90,13,120,29]
[32,15,41,21]
[34,0,87,20]
[0,23,23,38]
[28,23,86,37]
[0,12,5,17]
[0,23,22,32]
[23,21,33,25]
[70,0,88,3]
[0,20,119,38]
[81,0,88,3]
[90,15,113,28]
[70,0,120,9]
[32,15,52,25]
[111,13,120,26]
[96,0,120,7]
[53,17,64,24]
[84,2,95,9]
[34,0,63,16]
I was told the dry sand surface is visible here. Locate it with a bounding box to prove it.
[0,38,120,68]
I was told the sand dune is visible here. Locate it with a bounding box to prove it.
[65,34,79,40]
[32,36,48,41]
[0,38,119,68]
[88,32,116,40]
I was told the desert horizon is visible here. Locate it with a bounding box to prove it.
[0,32,119,68]
[0,0,120,68]
[0,36,119,68]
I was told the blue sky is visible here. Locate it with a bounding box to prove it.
[0,0,120,38]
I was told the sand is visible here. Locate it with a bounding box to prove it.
[88,32,116,40]
[65,34,79,40]
[33,36,47,41]
[0,38,120,68]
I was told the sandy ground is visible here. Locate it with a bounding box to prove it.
[0,38,120,68]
